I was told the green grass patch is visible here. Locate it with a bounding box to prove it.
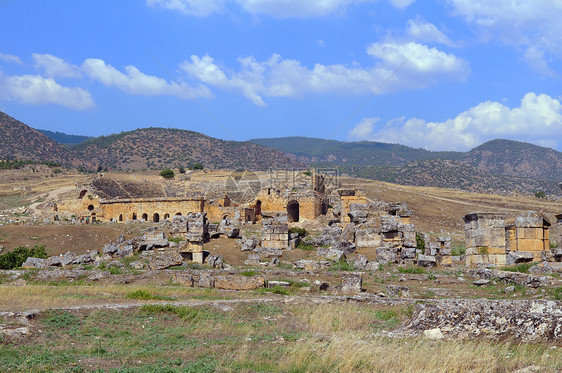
[289,227,307,236]
[296,242,315,251]
[139,304,218,322]
[126,290,176,301]
[550,286,562,300]
[501,262,537,273]
[240,270,258,277]
[398,266,427,274]
[42,310,80,329]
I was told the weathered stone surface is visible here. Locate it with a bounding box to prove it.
[317,247,345,262]
[529,261,562,274]
[206,254,224,269]
[341,272,363,294]
[268,281,290,288]
[376,247,397,265]
[417,254,437,267]
[341,223,356,242]
[469,268,550,288]
[355,228,381,248]
[294,259,331,271]
[400,299,562,341]
[117,245,134,258]
[239,237,259,252]
[304,226,341,247]
[332,240,356,256]
[107,260,124,268]
[169,215,188,234]
[21,257,46,269]
[424,328,444,340]
[254,247,283,258]
[102,243,119,255]
[245,254,261,266]
[506,251,535,266]
[473,279,490,286]
[46,252,76,267]
[214,275,265,290]
[129,261,144,269]
[198,273,215,288]
[148,251,183,270]
[171,271,194,286]
[386,284,411,297]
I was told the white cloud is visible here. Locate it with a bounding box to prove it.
[0,53,23,65]
[180,42,469,105]
[348,92,562,151]
[446,0,562,74]
[82,58,211,98]
[147,0,414,17]
[406,18,454,46]
[32,53,82,78]
[146,0,224,16]
[0,74,94,110]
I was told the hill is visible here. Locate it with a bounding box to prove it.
[37,129,92,146]
[249,136,464,166]
[464,139,562,181]
[331,159,561,194]
[72,127,304,171]
[0,112,76,166]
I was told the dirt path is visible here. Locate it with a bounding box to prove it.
[28,185,76,211]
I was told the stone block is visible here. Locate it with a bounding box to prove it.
[171,272,194,286]
[506,251,534,266]
[148,251,183,270]
[341,272,363,294]
[417,254,436,267]
[214,275,265,290]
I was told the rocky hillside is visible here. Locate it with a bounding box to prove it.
[0,112,76,166]
[37,129,92,146]
[464,139,562,181]
[72,128,304,171]
[334,159,561,194]
[249,136,464,166]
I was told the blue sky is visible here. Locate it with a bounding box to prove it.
[1,0,561,151]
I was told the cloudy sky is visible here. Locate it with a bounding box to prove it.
[1,1,562,151]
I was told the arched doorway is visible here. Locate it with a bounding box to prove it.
[175,212,182,216]
[287,200,299,223]
[87,204,94,211]
[254,200,262,216]
[132,213,137,220]
[91,212,96,223]
[164,213,170,220]
[142,213,148,221]
[153,213,160,222]
[118,214,123,222]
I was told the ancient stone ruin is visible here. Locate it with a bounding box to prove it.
[464,211,553,267]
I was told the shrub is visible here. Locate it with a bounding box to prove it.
[190,163,204,170]
[0,245,48,269]
[550,286,562,300]
[398,267,426,275]
[178,166,186,174]
[159,168,175,179]
[501,262,536,273]
[534,191,546,199]
[240,270,258,277]
[415,232,425,254]
[289,227,307,237]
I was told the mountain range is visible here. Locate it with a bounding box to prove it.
[1,110,560,194]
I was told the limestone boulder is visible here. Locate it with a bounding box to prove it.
[148,251,183,270]
[417,254,437,267]
[506,251,535,266]
[214,275,265,290]
[340,272,363,294]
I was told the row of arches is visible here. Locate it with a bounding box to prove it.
[118,212,183,223]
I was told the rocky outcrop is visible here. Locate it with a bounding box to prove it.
[400,299,562,341]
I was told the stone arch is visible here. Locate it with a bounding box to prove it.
[164,213,170,220]
[254,200,262,216]
[118,214,123,222]
[132,213,137,220]
[287,200,299,223]
[142,213,148,221]
[175,212,182,216]
[153,213,160,223]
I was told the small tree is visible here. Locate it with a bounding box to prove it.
[534,191,546,199]
[415,232,425,254]
[191,163,204,170]
[160,169,175,179]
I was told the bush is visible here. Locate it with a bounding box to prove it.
[534,191,546,199]
[289,227,307,237]
[190,163,204,170]
[178,166,186,174]
[501,262,537,273]
[0,245,48,269]
[415,232,425,254]
[159,168,175,179]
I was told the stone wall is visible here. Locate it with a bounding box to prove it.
[100,198,205,223]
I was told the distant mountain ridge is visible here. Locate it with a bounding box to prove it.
[2,111,560,194]
[37,129,92,146]
[0,111,303,171]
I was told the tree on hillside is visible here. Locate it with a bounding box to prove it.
[160,168,175,179]
[190,163,204,170]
